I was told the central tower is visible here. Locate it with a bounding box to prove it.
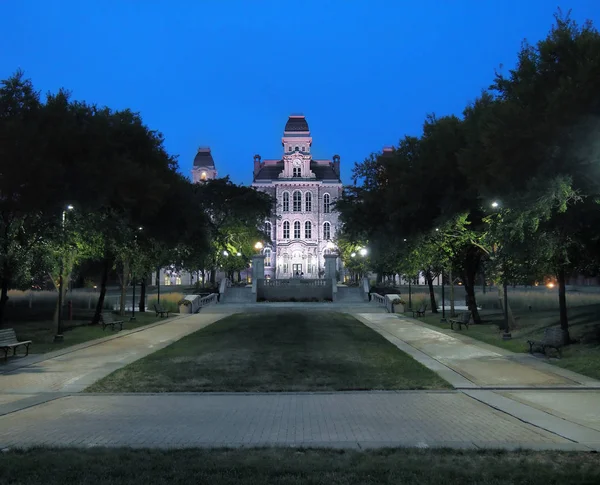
[280,114,316,179]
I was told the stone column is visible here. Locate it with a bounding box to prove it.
[251,254,265,294]
[324,254,338,300]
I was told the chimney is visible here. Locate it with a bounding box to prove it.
[253,154,262,175]
[332,154,340,175]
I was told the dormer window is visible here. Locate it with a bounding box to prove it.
[295,146,299,151]
[293,167,301,177]
[201,171,207,181]
[302,146,305,152]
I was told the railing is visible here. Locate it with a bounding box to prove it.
[371,292,389,312]
[181,293,218,313]
[262,279,328,287]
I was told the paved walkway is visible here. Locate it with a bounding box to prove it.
[1,306,599,451]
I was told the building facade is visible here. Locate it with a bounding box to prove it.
[191,147,217,183]
[251,115,343,279]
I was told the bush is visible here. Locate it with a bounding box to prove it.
[147,292,183,313]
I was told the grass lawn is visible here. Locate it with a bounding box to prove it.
[87,311,449,392]
[1,448,598,485]
[416,305,600,380]
[6,312,165,356]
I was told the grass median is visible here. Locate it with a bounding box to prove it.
[87,311,450,392]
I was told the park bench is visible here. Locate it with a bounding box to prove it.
[0,328,32,361]
[412,303,427,318]
[154,303,170,318]
[100,312,124,331]
[449,312,471,330]
[527,327,564,357]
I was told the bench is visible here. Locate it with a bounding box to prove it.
[412,303,427,318]
[527,327,564,357]
[154,304,170,318]
[100,312,124,331]
[0,328,32,361]
[449,312,471,330]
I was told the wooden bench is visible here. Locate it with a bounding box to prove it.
[154,304,170,318]
[412,303,427,318]
[0,328,32,361]
[100,312,124,331]
[527,327,564,357]
[450,312,470,330]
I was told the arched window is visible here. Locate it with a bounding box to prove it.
[264,221,272,239]
[283,221,290,239]
[305,221,312,239]
[323,222,331,240]
[305,192,312,212]
[294,221,301,239]
[323,193,331,213]
[282,192,289,212]
[282,254,289,274]
[264,248,272,267]
[293,191,302,211]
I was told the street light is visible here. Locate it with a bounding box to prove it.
[130,226,143,321]
[236,252,242,257]
[491,200,510,339]
[223,250,229,256]
[350,252,356,258]
[254,241,263,251]
[359,248,367,257]
[55,204,75,342]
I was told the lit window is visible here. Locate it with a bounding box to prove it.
[283,192,289,212]
[293,167,301,177]
[294,221,301,239]
[264,221,272,239]
[305,192,312,212]
[323,193,331,213]
[293,191,302,211]
[176,276,182,285]
[283,254,289,274]
[305,221,312,239]
[164,275,171,286]
[283,221,290,239]
[201,171,207,180]
[323,222,331,240]
[264,248,272,267]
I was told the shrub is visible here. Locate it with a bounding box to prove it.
[148,292,183,313]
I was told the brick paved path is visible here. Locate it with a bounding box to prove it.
[0,392,579,450]
[1,307,600,451]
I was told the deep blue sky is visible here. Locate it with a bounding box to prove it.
[3,1,599,185]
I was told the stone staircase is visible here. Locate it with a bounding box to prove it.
[220,286,255,304]
[335,286,367,303]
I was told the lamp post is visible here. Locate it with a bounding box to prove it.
[492,201,511,340]
[130,226,143,321]
[55,204,74,342]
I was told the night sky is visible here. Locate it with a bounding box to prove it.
[3,1,599,185]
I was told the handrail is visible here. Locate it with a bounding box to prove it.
[182,293,219,313]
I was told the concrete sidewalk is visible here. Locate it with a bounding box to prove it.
[356,313,600,389]
[0,312,231,397]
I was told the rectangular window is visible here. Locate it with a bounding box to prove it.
[283,193,289,212]
[305,221,312,239]
[294,221,301,239]
[305,192,312,212]
[283,222,290,239]
[293,167,301,177]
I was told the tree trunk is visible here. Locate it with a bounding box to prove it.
[139,275,146,312]
[557,266,570,344]
[210,266,216,285]
[119,259,130,316]
[497,283,516,330]
[93,258,110,324]
[461,248,483,324]
[156,267,161,303]
[0,262,10,328]
[426,269,438,313]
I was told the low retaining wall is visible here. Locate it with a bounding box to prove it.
[257,279,333,301]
